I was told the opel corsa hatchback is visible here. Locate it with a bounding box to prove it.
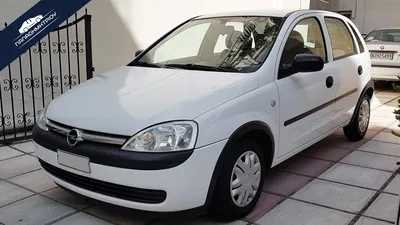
[33,9,374,220]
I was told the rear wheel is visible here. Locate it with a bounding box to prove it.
[210,138,266,221]
[344,95,370,141]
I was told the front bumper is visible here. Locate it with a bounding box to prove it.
[33,126,227,212]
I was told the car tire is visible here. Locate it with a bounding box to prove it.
[210,138,266,221]
[343,95,371,142]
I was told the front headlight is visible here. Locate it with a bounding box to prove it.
[121,121,198,152]
[37,105,49,131]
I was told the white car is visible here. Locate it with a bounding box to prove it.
[365,28,400,81]
[33,9,374,220]
[18,15,43,34]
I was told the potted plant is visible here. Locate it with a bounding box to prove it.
[393,77,400,137]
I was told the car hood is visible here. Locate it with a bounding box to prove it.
[46,66,258,136]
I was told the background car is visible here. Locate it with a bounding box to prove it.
[365,28,400,81]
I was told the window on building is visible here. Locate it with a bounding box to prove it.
[279,17,326,78]
[325,17,357,60]
[347,22,365,53]
[337,11,352,19]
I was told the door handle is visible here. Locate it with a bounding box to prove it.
[358,65,363,75]
[326,76,334,88]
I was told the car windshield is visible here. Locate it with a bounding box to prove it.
[131,16,282,73]
[365,29,400,43]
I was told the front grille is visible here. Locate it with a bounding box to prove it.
[46,119,127,146]
[40,160,167,204]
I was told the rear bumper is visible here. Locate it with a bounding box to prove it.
[371,66,400,81]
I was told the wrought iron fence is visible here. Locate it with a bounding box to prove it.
[0,9,94,144]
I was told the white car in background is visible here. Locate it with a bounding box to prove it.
[33,10,374,220]
[365,28,400,81]
[18,15,43,34]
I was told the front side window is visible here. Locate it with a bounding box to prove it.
[325,17,357,60]
[279,17,326,78]
[132,17,283,73]
[365,29,400,43]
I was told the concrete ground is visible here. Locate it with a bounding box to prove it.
[0,88,399,225]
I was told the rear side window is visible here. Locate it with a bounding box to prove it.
[348,22,365,53]
[325,17,357,60]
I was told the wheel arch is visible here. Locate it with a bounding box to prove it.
[349,78,375,124]
[204,121,275,209]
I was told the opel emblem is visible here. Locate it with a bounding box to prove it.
[380,46,385,50]
[67,129,83,146]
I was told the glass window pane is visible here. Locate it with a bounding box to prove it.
[325,17,357,60]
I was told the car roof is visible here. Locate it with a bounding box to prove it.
[196,9,339,19]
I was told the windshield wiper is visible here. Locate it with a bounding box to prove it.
[128,61,163,68]
[164,63,237,72]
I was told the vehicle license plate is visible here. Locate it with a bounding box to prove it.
[370,52,394,60]
[57,150,90,173]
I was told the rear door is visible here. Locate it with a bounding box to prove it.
[323,16,364,128]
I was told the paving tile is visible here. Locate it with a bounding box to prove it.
[0,195,75,225]
[275,155,335,178]
[301,145,352,162]
[355,216,392,225]
[375,91,400,98]
[319,135,368,150]
[9,169,57,193]
[319,163,391,190]
[152,217,247,225]
[256,199,353,225]
[53,212,112,225]
[0,146,24,161]
[358,140,400,157]
[0,181,34,207]
[365,193,398,223]
[368,124,387,132]
[372,132,400,145]
[292,179,375,213]
[0,155,40,179]
[263,171,312,197]
[371,110,398,118]
[340,151,400,171]
[85,203,151,225]
[11,141,36,154]
[42,187,92,210]
[244,192,285,223]
[385,175,400,195]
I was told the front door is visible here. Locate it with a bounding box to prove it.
[276,15,336,158]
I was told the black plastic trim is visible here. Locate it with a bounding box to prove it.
[284,88,358,127]
[32,126,193,170]
[203,121,274,209]
[372,65,400,69]
[40,159,167,204]
[349,78,375,124]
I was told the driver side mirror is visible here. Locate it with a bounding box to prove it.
[135,50,143,57]
[293,54,324,73]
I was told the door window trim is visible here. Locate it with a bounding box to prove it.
[324,16,358,61]
[277,16,328,80]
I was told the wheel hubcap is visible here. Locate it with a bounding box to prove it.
[358,99,370,133]
[230,151,261,207]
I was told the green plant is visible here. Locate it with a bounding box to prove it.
[393,76,400,137]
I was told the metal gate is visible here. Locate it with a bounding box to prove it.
[0,10,94,144]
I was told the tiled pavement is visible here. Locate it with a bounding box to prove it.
[0,89,399,225]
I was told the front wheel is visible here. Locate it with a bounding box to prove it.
[344,95,370,141]
[210,139,265,221]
